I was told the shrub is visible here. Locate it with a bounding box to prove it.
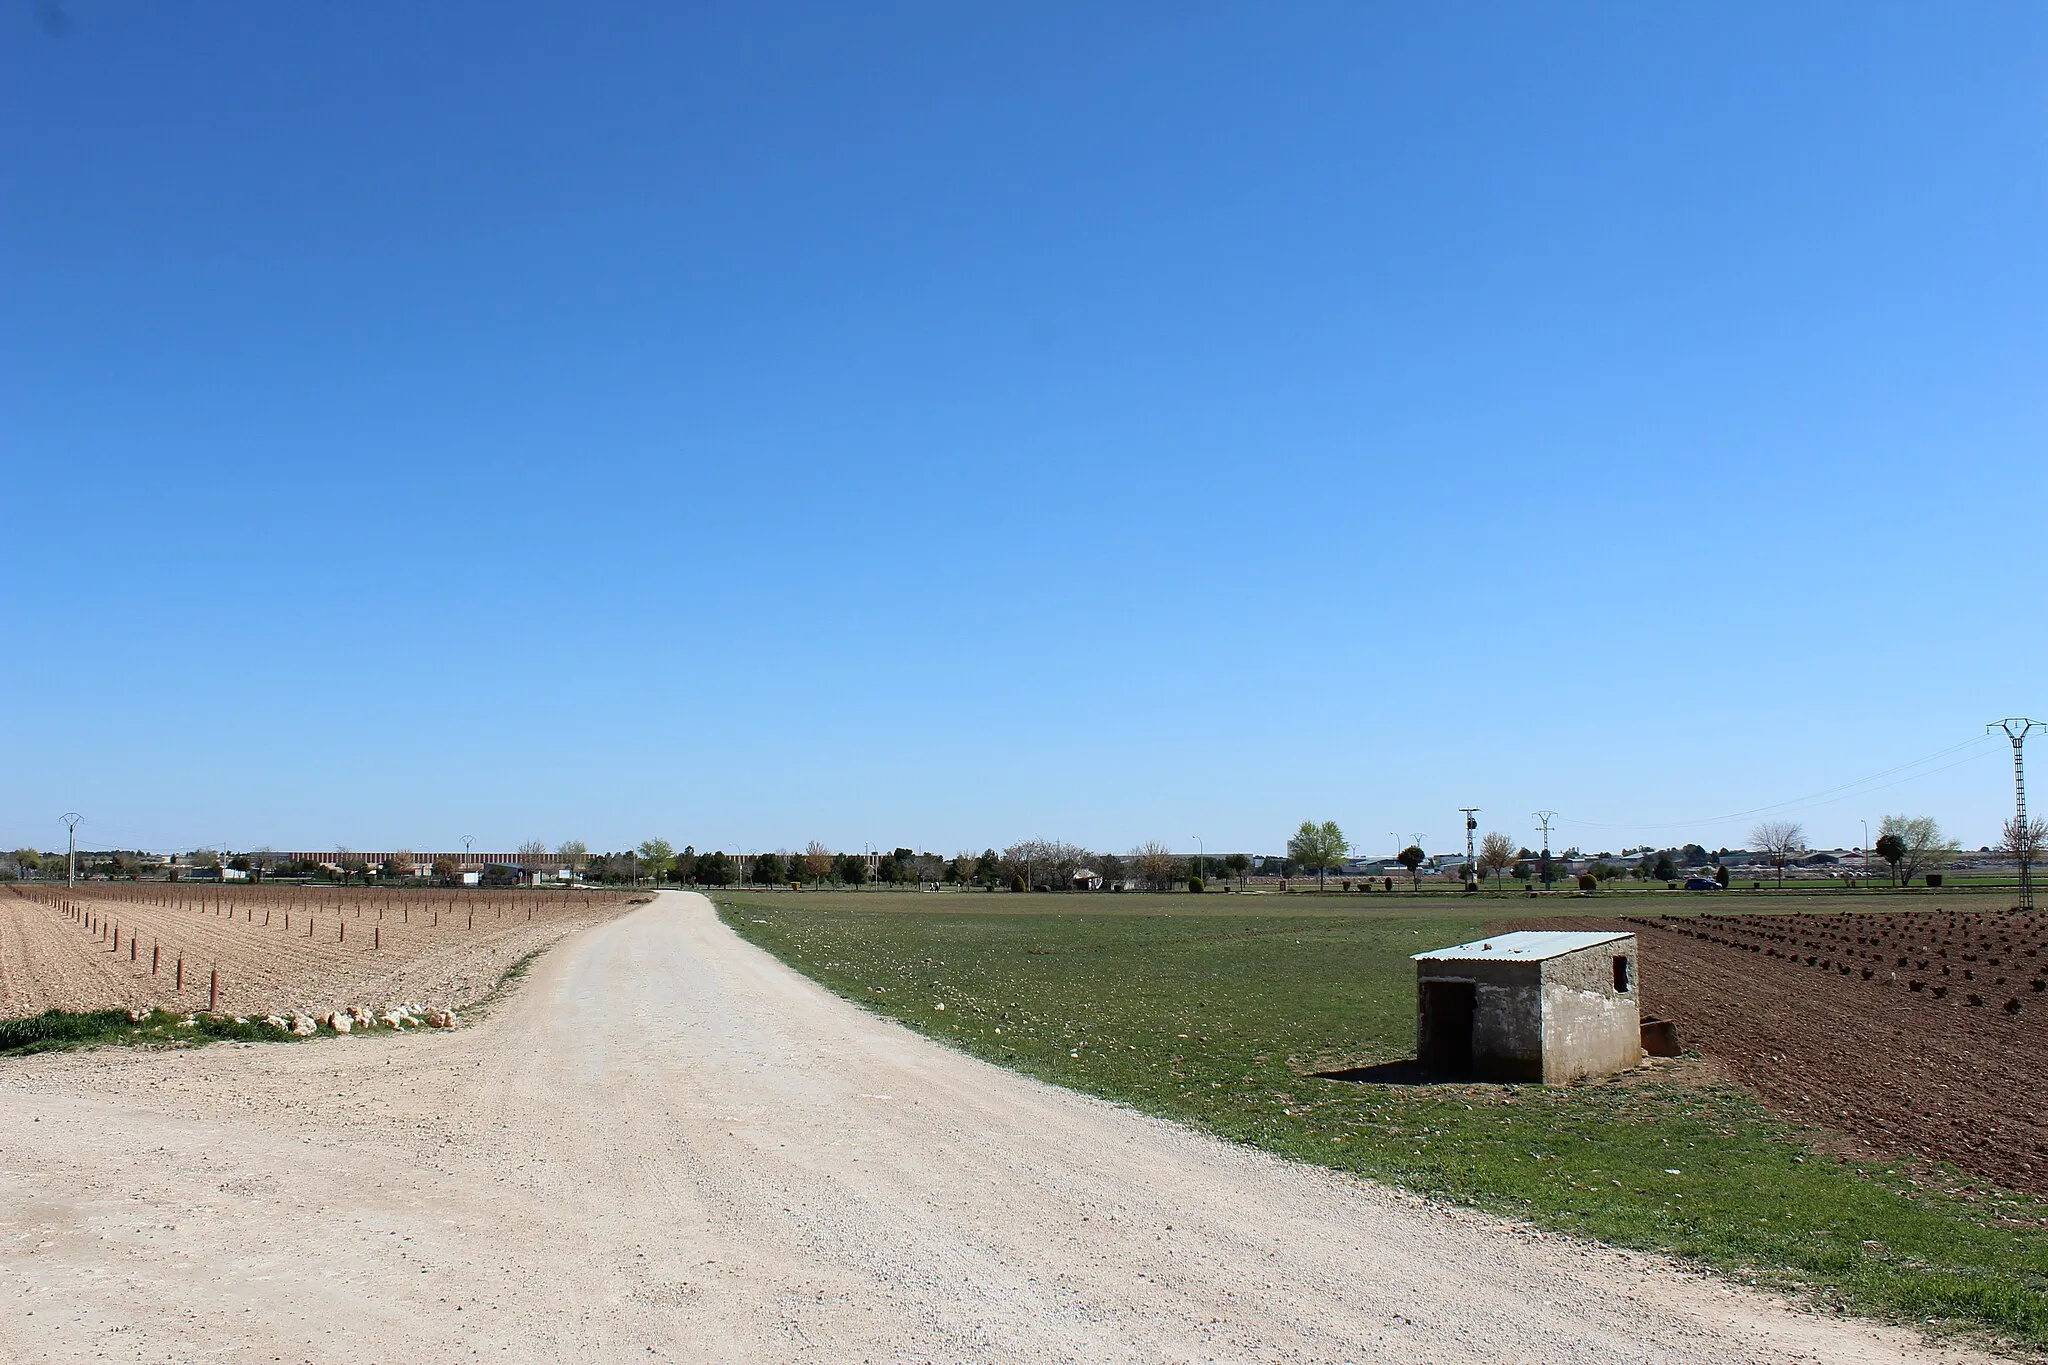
[1577,872,1599,891]
[1187,876,1205,893]
[1010,873,1027,893]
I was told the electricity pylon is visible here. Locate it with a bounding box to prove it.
[60,812,81,886]
[1992,719,2044,912]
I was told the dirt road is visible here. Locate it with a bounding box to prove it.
[0,893,1992,1363]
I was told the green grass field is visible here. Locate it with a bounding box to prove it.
[716,888,2048,1352]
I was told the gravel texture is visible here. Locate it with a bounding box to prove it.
[0,891,1997,1363]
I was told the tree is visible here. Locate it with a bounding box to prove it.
[694,850,733,886]
[875,855,902,885]
[1999,815,2048,897]
[1397,844,1426,891]
[432,855,461,885]
[1003,840,1091,892]
[1652,852,1676,882]
[834,853,867,886]
[1285,820,1349,891]
[516,840,550,882]
[753,852,787,885]
[557,840,588,874]
[802,842,834,884]
[1477,832,1516,889]
[1223,852,1251,888]
[1748,821,1805,888]
[1094,851,1126,889]
[638,839,675,886]
[1873,831,1906,886]
[973,848,1001,887]
[1878,815,1958,887]
[945,853,975,886]
[188,848,221,870]
[1130,841,1180,892]
[381,854,413,881]
[12,848,38,879]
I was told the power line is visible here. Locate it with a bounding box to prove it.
[1555,735,1999,834]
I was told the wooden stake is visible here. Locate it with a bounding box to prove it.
[374,925,381,949]
[208,969,218,1012]
[152,942,159,975]
[175,958,184,991]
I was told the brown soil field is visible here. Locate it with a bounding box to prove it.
[1541,908,2048,1195]
[0,883,646,1019]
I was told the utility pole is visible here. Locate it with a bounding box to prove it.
[61,812,82,886]
[1534,811,1557,891]
[1991,718,2045,912]
[1459,808,1480,893]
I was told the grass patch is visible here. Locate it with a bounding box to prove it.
[716,889,2048,1350]
[0,1007,307,1055]
[500,946,546,985]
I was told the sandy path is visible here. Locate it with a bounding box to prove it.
[0,891,1995,1363]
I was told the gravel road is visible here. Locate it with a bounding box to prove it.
[0,891,1995,1363]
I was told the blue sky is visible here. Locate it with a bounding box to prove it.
[3,2,2042,860]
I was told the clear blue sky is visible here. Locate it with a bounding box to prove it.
[4,2,2042,860]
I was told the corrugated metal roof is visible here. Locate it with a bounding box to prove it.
[1411,929,1632,963]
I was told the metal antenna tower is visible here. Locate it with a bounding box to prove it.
[1459,808,1480,893]
[1991,719,2045,911]
[60,812,82,886]
[1534,810,1557,891]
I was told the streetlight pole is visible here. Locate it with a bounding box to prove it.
[1861,819,1869,890]
[1194,836,1204,890]
[61,812,82,886]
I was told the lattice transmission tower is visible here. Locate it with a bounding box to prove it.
[1991,718,2044,912]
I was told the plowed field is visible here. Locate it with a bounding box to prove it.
[1548,908,2048,1194]
[0,883,644,1019]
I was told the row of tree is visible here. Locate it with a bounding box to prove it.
[16,810,2045,893]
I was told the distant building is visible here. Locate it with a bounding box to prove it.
[257,852,571,881]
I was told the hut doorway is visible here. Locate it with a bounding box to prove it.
[1419,980,1476,1072]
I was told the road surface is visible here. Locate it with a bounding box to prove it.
[0,891,1992,1362]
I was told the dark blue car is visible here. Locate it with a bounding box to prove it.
[1683,876,1722,891]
